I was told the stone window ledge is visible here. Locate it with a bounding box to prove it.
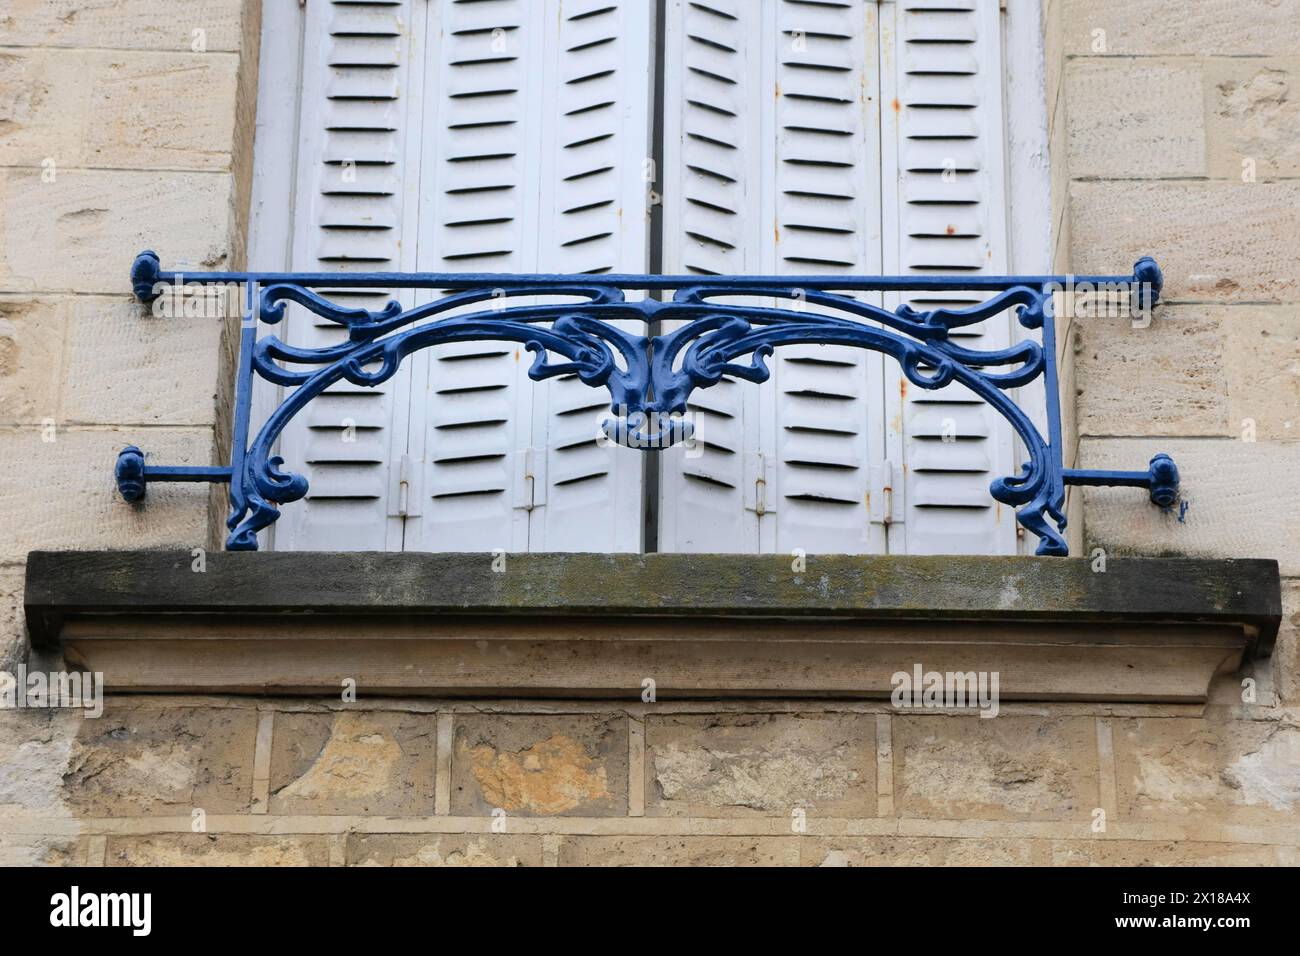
[24,551,1281,704]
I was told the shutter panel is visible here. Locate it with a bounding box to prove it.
[657,0,762,552]
[276,0,421,551]
[881,0,1017,554]
[405,0,652,553]
[659,0,886,554]
[527,0,654,552]
[404,0,544,553]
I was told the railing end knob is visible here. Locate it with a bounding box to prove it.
[116,446,147,501]
[131,251,162,303]
[1148,452,1179,507]
[1133,256,1163,309]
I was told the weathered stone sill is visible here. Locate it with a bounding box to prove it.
[24,551,1281,703]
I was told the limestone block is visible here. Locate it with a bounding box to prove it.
[0,296,64,425]
[0,707,81,818]
[452,714,627,817]
[62,704,258,815]
[1112,717,1300,825]
[0,49,239,171]
[1060,0,1300,56]
[106,834,329,866]
[0,427,212,561]
[62,296,223,426]
[557,836,794,867]
[1073,307,1231,439]
[0,566,24,672]
[0,51,85,168]
[1068,181,1300,302]
[802,837,1044,867]
[644,713,876,817]
[347,834,542,867]
[0,168,232,295]
[1207,59,1300,180]
[1276,579,1300,706]
[1222,307,1300,443]
[0,0,247,52]
[1065,60,1205,178]
[0,833,82,866]
[893,715,1100,821]
[1050,840,1283,866]
[1078,438,1300,573]
[269,710,437,817]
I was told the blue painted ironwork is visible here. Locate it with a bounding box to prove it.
[119,250,1178,556]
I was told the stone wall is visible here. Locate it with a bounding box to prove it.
[0,0,1297,866]
[11,698,1298,867]
[1047,0,1300,708]
[0,0,259,863]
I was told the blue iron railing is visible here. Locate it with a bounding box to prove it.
[118,250,1179,556]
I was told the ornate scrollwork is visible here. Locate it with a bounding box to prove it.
[122,252,1176,556]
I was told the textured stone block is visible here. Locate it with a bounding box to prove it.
[0,296,65,424]
[0,833,83,866]
[0,707,82,818]
[1276,580,1300,707]
[1074,307,1232,439]
[893,716,1100,821]
[558,835,794,867]
[0,168,233,295]
[1222,307,1300,443]
[62,296,223,426]
[0,49,239,171]
[0,427,212,561]
[1113,717,1300,825]
[1078,438,1300,573]
[0,0,247,52]
[802,837,1045,867]
[645,713,876,817]
[106,834,329,866]
[62,705,258,815]
[1069,181,1300,302]
[1065,60,1205,178]
[1060,0,1300,56]
[269,710,437,816]
[0,567,24,672]
[1050,840,1283,866]
[347,834,542,867]
[1206,59,1300,180]
[452,715,627,817]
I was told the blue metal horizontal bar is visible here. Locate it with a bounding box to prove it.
[1063,454,1180,507]
[1063,469,1152,488]
[131,250,1163,300]
[143,466,232,482]
[114,446,231,502]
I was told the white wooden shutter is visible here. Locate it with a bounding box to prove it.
[527,0,655,552]
[275,0,422,551]
[659,0,887,554]
[657,0,762,552]
[405,0,653,553]
[880,0,1017,555]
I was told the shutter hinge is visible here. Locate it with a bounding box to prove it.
[870,459,902,526]
[744,452,775,516]
[515,447,542,511]
[393,453,421,518]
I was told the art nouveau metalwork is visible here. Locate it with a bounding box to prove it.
[118,250,1179,556]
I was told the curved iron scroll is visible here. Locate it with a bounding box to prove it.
[118,251,1178,556]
